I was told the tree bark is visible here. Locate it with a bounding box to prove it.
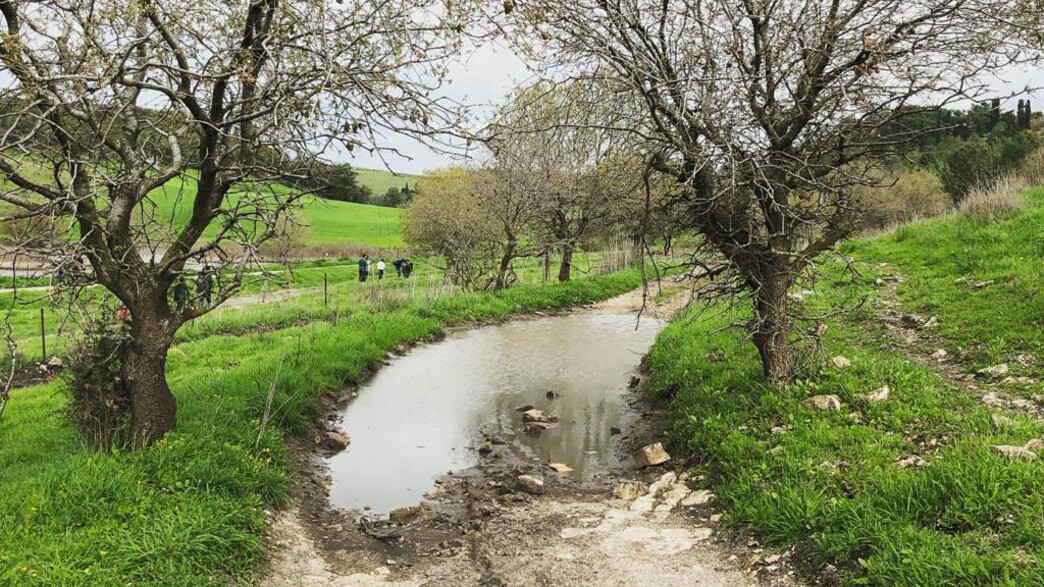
[494,238,517,290]
[751,268,797,384]
[124,308,177,446]
[558,241,575,282]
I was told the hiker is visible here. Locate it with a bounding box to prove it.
[172,277,190,312]
[392,258,404,277]
[401,259,413,279]
[196,266,214,306]
[115,299,130,321]
[376,258,386,280]
[358,254,369,282]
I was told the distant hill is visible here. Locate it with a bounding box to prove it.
[353,167,420,198]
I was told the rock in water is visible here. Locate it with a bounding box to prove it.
[635,442,671,467]
[991,445,1038,461]
[320,430,350,452]
[546,390,559,399]
[548,463,573,473]
[388,505,423,524]
[801,395,842,411]
[521,409,550,423]
[516,474,545,495]
[612,480,648,501]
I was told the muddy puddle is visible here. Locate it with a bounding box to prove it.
[326,312,664,515]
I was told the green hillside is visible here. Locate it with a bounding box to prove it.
[353,167,419,197]
[142,174,404,248]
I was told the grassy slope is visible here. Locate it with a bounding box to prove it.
[650,188,1044,586]
[0,269,642,586]
[144,176,403,248]
[353,167,419,197]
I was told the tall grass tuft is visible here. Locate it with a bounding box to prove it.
[958,173,1029,223]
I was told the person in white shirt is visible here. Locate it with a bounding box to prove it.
[376,259,386,280]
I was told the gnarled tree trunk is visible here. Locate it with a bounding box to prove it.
[124,302,177,446]
[557,241,575,282]
[751,268,797,384]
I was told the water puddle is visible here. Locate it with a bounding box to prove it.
[326,312,664,514]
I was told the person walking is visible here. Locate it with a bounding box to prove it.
[358,254,369,282]
[402,259,413,279]
[197,266,214,306]
[172,277,190,313]
[393,258,403,277]
[376,258,386,280]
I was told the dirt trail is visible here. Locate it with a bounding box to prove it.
[259,285,797,587]
[873,268,1044,419]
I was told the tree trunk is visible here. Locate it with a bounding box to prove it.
[558,242,575,282]
[494,239,516,290]
[751,269,797,384]
[124,312,177,446]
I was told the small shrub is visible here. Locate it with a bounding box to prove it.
[63,320,133,449]
[958,174,1028,223]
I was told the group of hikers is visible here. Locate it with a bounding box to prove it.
[358,254,412,282]
[170,265,216,313]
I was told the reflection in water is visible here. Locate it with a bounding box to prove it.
[326,313,663,514]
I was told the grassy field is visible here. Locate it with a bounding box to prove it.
[354,167,419,197]
[143,176,404,248]
[649,188,1044,586]
[0,267,643,586]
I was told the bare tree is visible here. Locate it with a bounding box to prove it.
[507,0,1034,382]
[492,81,640,281]
[0,0,471,445]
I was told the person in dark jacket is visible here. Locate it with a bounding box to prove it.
[358,254,370,282]
[172,277,191,313]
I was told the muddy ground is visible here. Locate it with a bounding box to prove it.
[259,285,802,587]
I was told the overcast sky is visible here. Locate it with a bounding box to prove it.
[342,45,1044,177]
[342,40,533,176]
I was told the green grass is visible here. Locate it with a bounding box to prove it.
[353,167,419,197]
[0,268,642,586]
[649,189,1044,585]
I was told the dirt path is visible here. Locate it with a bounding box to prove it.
[873,268,1044,418]
[259,285,797,587]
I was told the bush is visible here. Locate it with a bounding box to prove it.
[937,131,1041,204]
[857,168,952,229]
[958,174,1029,223]
[63,321,133,449]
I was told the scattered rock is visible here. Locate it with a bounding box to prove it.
[319,430,350,452]
[971,280,996,289]
[705,350,724,362]
[930,349,948,360]
[895,454,927,469]
[977,364,1010,379]
[628,375,641,388]
[524,421,556,435]
[478,441,494,456]
[388,505,424,524]
[45,356,63,368]
[1024,439,1044,451]
[546,390,559,400]
[548,463,574,473]
[861,385,891,402]
[521,409,550,423]
[991,445,1038,461]
[634,442,672,467]
[922,316,939,329]
[830,356,852,369]
[770,425,788,435]
[1001,376,1037,385]
[801,394,842,411]
[610,426,622,435]
[680,489,714,507]
[515,404,535,412]
[992,413,1018,429]
[807,323,829,337]
[1013,354,1036,367]
[516,474,545,495]
[612,480,648,501]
